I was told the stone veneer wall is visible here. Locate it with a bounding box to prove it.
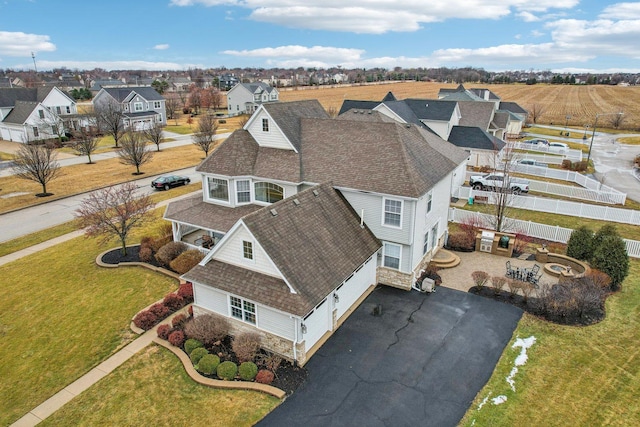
[192,305,307,365]
[377,267,413,290]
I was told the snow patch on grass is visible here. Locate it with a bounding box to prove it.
[506,336,536,392]
[492,395,508,405]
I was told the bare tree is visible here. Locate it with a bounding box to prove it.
[75,182,156,255]
[117,131,154,174]
[528,103,545,124]
[12,140,62,197]
[610,112,625,129]
[188,84,202,115]
[95,101,126,148]
[209,88,223,111]
[165,96,179,125]
[177,89,189,110]
[143,121,164,152]
[326,106,338,118]
[192,114,219,156]
[71,127,100,163]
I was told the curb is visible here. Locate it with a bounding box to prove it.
[95,246,181,280]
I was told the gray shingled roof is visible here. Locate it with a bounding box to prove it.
[470,88,501,101]
[3,101,38,124]
[337,100,379,115]
[457,100,495,129]
[102,86,163,102]
[183,183,381,316]
[0,87,50,107]
[261,100,329,151]
[499,101,528,115]
[335,109,398,123]
[448,126,506,151]
[403,99,458,121]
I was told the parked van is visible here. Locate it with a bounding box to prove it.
[548,142,569,154]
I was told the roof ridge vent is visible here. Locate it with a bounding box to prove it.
[293,198,300,206]
[312,190,319,196]
[270,208,278,216]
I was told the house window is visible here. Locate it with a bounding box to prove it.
[230,296,256,324]
[383,198,402,228]
[38,110,45,119]
[255,182,283,203]
[431,224,438,249]
[262,118,269,132]
[156,114,162,122]
[423,231,430,255]
[427,191,433,214]
[56,106,61,114]
[33,127,39,137]
[208,177,229,202]
[66,106,71,114]
[134,102,143,112]
[237,105,239,111]
[236,180,250,203]
[243,241,253,260]
[154,101,161,109]
[383,243,401,270]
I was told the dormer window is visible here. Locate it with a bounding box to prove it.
[243,240,253,260]
[262,118,269,132]
[208,177,229,202]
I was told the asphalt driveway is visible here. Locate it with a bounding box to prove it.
[259,285,523,427]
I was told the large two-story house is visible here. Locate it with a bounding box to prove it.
[0,87,77,142]
[226,82,279,116]
[164,100,469,364]
[92,86,166,131]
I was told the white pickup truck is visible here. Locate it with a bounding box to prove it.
[469,172,530,195]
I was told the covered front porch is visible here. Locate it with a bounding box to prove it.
[171,222,224,254]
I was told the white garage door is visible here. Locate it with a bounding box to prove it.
[302,298,330,349]
[335,258,375,320]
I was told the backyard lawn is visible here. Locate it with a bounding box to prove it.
[461,259,640,426]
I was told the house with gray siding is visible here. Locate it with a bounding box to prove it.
[164,99,468,364]
[93,86,166,131]
[226,82,279,116]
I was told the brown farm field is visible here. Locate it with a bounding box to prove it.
[279,82,640,131]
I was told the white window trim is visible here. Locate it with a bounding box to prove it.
[134,102,143,112]
[382,197,403,229]
[430,224,438,249]
[426,191,433,214]
[423,231,430,255]
[235,179,251,204]
[207,177,230,204]
[154,101,161,109]
[383,242,402,270]
[229,295,257,325]
[242,240,255,262]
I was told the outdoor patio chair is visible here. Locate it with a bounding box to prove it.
[529,272,542,288]
[506,261,514,278]
[201,234,214,249]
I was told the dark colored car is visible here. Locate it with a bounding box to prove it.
[151,175,191,190]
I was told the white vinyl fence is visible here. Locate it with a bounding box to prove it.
[454,186,640,226]
[448,208,640,258]
[508,141,583,161]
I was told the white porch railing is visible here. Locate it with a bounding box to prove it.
[453,187,639,226]
[448,207,640,258]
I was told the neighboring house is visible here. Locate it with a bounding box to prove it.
[89,78,126,92]
[219,74,240,90]
[167,76,192,93]
[0,87,77,142]
[93,86,166,130]
[227,82,279,116]
[163,99,469,364]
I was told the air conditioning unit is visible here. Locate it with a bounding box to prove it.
[420,277,436,293]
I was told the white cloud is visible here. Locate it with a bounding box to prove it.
[517,11,540,22]
[222,45,365,61]
[8,60,198,72]
[600,2,640,19]
[0,31,56,57]
[154,44,170,50]
[169,0,578,34]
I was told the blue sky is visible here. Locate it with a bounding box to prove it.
[1,0,640,73]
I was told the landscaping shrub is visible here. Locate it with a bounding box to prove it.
[592,224,619,252]
[155,241,189,267]
[156,324,172,340]
[177,282,194,302]
[416,263,442,288]
[491,276,507,294]
[217,361,238,380]
[239,362,258,381]
[591,234,629,291]
[459,215,486,241]
[471,271,490,290]
[446,231,475,251]
[170,250,205,274]
[218,119,227,124]
[184,314,230,346]
[140,236,154,248]
[138,245,154,263]
[584,269,612,292]
[232,332,262,363]
[197,354,220,375]
[572,160,588,172]
[538,277,605,324]
[168,330,186,347]
[172,313,188,330]
[148,302,171,319]
[184,338,204,355]
[513,232,533,255]
[190,347,209,364]
[255,369,275,385]
[163,293,184,311]
[566,226,594,261]
[258,353,282,373]
[133,310,158,330]
[150,235,172,253]
[561,159,572,169]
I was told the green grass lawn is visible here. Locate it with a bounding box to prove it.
[164,124,194,135]
[460,259,640,426]
[40,345,280,426]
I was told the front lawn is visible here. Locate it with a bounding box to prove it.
[40,345,280,426]
[0,219,178,426]
[461,259,640,426]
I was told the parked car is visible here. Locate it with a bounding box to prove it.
[517,158,548,167]
[524,138,549,145]
[547,142,569,154]
[151,175,191,190]
[469,172,530,195]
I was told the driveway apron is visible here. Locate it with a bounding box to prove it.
[259,286,523,427]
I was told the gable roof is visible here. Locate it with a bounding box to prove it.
[448,126,506,151]
[0,87,57,108]
[237,82,277,95]
[337,100,380,115]
[184,183,381,316]
[499,101,528,115]
[101,86,163,102]
[260,100,329,152]
[3,101,38,124]
[403,99,458,121]
[381,91,397,102]
[457,100,495,129]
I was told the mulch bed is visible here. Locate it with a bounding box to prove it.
[101,245,163,269]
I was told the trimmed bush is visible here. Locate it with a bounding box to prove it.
[190,347,209,364]
[232,332,262,363]
[239,361,258,381]
[258,353,282,373]
[592,234,629,291]
[163,293,184,311]
[538,278,605,324]
[150,235,172,253]
[491,276,508,294]
[184,338,204,356]
[197,354,220,375]
[133,310,158,330]
[172,313,188,329]
[446,231,475,251]
[155,241,188,267]
[170,250,205,274]
[566,226,594,261]
[471,271,490,290]
[255,369,275,385]
[168,330,186,347]
[177,282,194,302]
[138,245,154,263]
[184,314,230,346]
[148,302,171,319]
[592,224,619,253]
[156,324,172,340]
[216,361,238,380]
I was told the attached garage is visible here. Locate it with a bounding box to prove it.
[335,256,375,321]
[302,298,331,350]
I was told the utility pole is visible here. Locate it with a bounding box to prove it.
[31,52,38,73]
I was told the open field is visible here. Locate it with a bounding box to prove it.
[279,82,640,131]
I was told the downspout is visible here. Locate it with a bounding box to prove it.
[292,317,298,362]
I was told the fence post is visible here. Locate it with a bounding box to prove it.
[555,225,560,241]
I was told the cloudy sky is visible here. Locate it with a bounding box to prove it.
[1,0,640,72]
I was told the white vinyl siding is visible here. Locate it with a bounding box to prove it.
[193,284,228,315]
[213,225,280,277]
[257,306,295,340]
[247,110,294,150]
